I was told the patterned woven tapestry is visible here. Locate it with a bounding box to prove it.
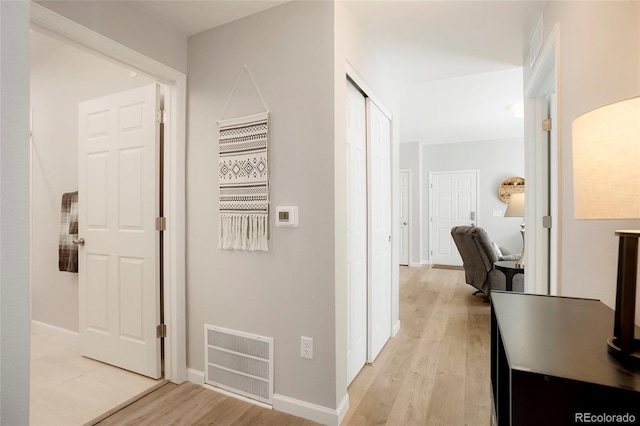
[218,112,269,251]
[59,191,79,273]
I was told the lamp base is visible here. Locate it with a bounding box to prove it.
[607,337,640,368]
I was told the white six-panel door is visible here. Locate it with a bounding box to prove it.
[429,171,478,266]
[78,84,161,378]
[346,81,368,384]
[367,98,391,363]
[399,171,410,266]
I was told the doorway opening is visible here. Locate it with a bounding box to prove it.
[29,4,187,423]
[524,24,559,296]
[30,29,166,424]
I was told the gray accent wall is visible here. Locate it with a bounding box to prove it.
[187,1,338,409]
[35,1,188,74]
[421,138,525,262]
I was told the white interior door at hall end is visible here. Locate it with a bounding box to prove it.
[346,81,367,385]
[78,84,161,379]
[399,171,409,266]
[430,171,477,266]
[367,98,391,363]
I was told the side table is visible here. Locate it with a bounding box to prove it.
[494,261,524,291]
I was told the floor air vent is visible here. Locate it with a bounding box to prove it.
[204,325,274,405]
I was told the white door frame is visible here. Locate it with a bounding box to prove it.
[524,24,560,296]
[399,169,411,266]
[31,4,187,383]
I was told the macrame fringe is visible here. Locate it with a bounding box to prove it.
[219,214,269,252]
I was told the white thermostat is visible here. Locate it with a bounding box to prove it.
[275,206,298,227]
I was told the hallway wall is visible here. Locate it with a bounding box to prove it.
[525,2,640,315]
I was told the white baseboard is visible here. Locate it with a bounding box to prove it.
[273,393,346,426]
[392,320,401,337]
[421,260,432,265]
[31,320,78,343]
[187,367,205,385]
[336,392,350,425]
[409,262,422,267]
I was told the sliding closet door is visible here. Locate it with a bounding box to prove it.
[367,98,392,363]
[346,81,367,384]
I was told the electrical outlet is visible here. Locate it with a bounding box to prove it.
[301,336,313,359]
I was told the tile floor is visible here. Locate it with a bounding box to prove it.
[30,327,161,425]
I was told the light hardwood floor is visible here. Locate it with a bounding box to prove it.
[97,265,490,425]
[343,265,491,425]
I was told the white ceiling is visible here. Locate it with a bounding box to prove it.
[343,1,545,85]
[401,67,524,144]
[34,1,546,145]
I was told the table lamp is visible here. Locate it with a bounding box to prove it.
[572,95,640,366]
[504,192,525,268]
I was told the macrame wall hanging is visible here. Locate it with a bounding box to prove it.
[217,65,270,252]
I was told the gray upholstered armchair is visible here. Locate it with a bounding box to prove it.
[450,225,524,297]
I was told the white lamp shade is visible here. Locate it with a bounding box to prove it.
[572,96,640,219]
[505,192,525,217]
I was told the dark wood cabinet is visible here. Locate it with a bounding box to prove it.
[491,292,640,426]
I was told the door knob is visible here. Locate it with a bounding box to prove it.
[73,238,85,246]
[403,222,408,225]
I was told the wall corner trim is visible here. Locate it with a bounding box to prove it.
[273,393,347,426]
[392,320,402,337]
[187,368,205,385]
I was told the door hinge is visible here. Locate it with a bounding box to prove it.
[156,323,167,338]
[155,217,166,231]
[156,109,168,124]
[542,118,552,132]
[542,215,553,229]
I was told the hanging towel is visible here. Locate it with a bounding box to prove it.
[218,112,269,251]
[59,191,78,273]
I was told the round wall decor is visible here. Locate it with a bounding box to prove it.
[498,177,525,203]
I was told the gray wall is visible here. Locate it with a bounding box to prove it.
[30,36,153,332]
[421,138,525,262]
[187,1,337,408]
[36,1,187,74]
[399,142,421,266]
[1,1,31,424]
[524,2,640,315]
